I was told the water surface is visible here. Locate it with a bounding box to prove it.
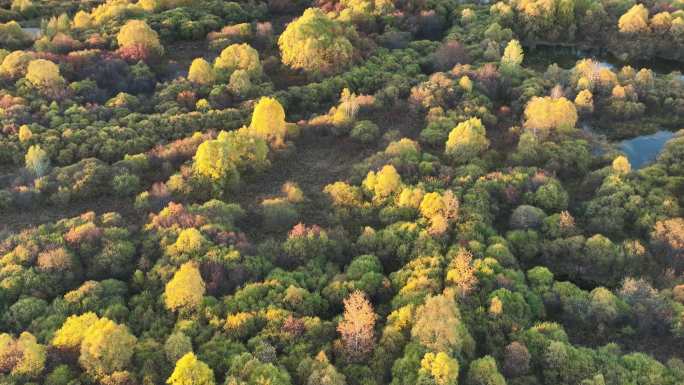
[618,131,675,169]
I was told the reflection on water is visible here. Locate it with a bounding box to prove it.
[523,45,683,75]
[618,131,675,169]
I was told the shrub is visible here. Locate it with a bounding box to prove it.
[350,120,380,143]
[261,198,298,231]
[112,173,141,197]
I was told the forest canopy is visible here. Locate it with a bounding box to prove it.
[0,0,683,384]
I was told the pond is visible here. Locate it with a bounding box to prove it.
[618,130,674,169]
[524,44,681,169]
[523,44,683,75]
[20,27,41,39]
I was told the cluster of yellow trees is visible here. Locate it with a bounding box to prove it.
[618,4,684,35]
[50,313,137,378]
[192,97,292,192]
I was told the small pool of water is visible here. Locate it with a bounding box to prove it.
[20,27,41,39]
[618,131,674,169]
[524,45,683,75]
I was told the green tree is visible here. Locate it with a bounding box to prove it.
[278,8,354,74]
[306,352,346,385]
[167,352,215,385]
[225,353,291,385]
[228,69,253,97]
[165,332,193,365]
[466,356,506,385]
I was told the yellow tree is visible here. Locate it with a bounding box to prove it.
[164,262,206,313]
[52,312,100,351]
[188,58,215,85]
[651,218,684,271]
[501,39,524,73]
[523,96,577,137]
[619,4,650,33]
[0,50,35,78]
[459,76,473,92]
[446,249,477,297]
[214,43,261,80]
[79,318,137,377]
[574,89,593,114]
[419,352,459,385]
[337,291,376,362]
[18,124,32,142]
[172,228,206,256]
[193,139,240,186]
[248,97,288,148]
[117,19,163,54]
[411,293,473,354]
[167,352,215,385]
[0,332,47,378]
[612,155,631,174]
[26,59,62,87]
[25,144,50,177]
[278,8,354,74]
[363,164,402,201]
[445,117,490,164]
[72,10,93,29]
[13,333,46,377]
[420,191,459,235]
